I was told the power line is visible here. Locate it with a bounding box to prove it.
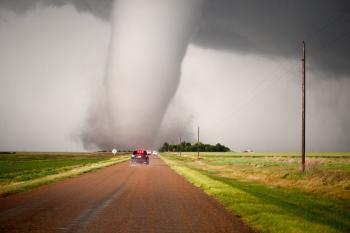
[208,6,350,126]
[301,41,306,173]
[193,5,350,135]
[214,60,299,128]
[197,126,200,159]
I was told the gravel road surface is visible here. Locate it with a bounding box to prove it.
[0,157,254,233]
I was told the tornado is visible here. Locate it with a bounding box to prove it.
[83,0,202,150]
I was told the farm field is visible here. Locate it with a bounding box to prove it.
[161,152,350,233]
[0,152,129,196]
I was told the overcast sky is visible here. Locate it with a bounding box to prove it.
[0,0,349,151]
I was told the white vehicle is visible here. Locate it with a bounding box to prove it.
[152,150,158,155]
[146,150,152,155]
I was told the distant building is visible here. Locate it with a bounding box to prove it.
[242,149,253,153]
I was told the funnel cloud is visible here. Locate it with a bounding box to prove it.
[82,0,202,150]
[0,0,349,151]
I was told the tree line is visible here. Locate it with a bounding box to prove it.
[159,141,230,152]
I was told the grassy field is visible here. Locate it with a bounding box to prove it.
[161,152,350,233]
[0,152,129,196]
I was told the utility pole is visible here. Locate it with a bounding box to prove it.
[301,41,306,172]
[197,126,200,159]
[179,136,182,156]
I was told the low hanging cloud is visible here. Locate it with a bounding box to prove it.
[2,0,349,76]
[82,0,202,150]
[1,0,350,151]
[193,0,350,76]
[0,0,112,20]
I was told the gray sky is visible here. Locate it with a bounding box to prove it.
[0,0,349,151]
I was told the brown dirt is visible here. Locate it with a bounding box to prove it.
[0,157,254,233]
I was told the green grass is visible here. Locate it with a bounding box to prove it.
[0,152,129,196]
[161,152,350,233]
[179,151,350,158]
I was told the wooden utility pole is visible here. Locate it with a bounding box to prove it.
[179,136,182,156]
[301,41,306,172]
[197,126,200,159]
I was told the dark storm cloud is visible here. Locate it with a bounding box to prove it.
[193,0,350,75]
[2,0,349,76]
[0,0,113,20]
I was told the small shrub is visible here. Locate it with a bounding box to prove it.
[305,159,321,173]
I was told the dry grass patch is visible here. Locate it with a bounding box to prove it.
[161,153,350,233]
[175,154,350,200]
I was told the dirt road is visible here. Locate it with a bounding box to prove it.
[0,157,253,233]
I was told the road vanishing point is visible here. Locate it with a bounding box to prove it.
[0,157,254,233]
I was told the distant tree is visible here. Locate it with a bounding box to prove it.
[98,150,108,153]
[159,142,169,152]
[184,142,192,151]
[159,141,230,153]
[214,143,230,152]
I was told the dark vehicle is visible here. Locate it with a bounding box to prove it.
[131,150,149,164]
